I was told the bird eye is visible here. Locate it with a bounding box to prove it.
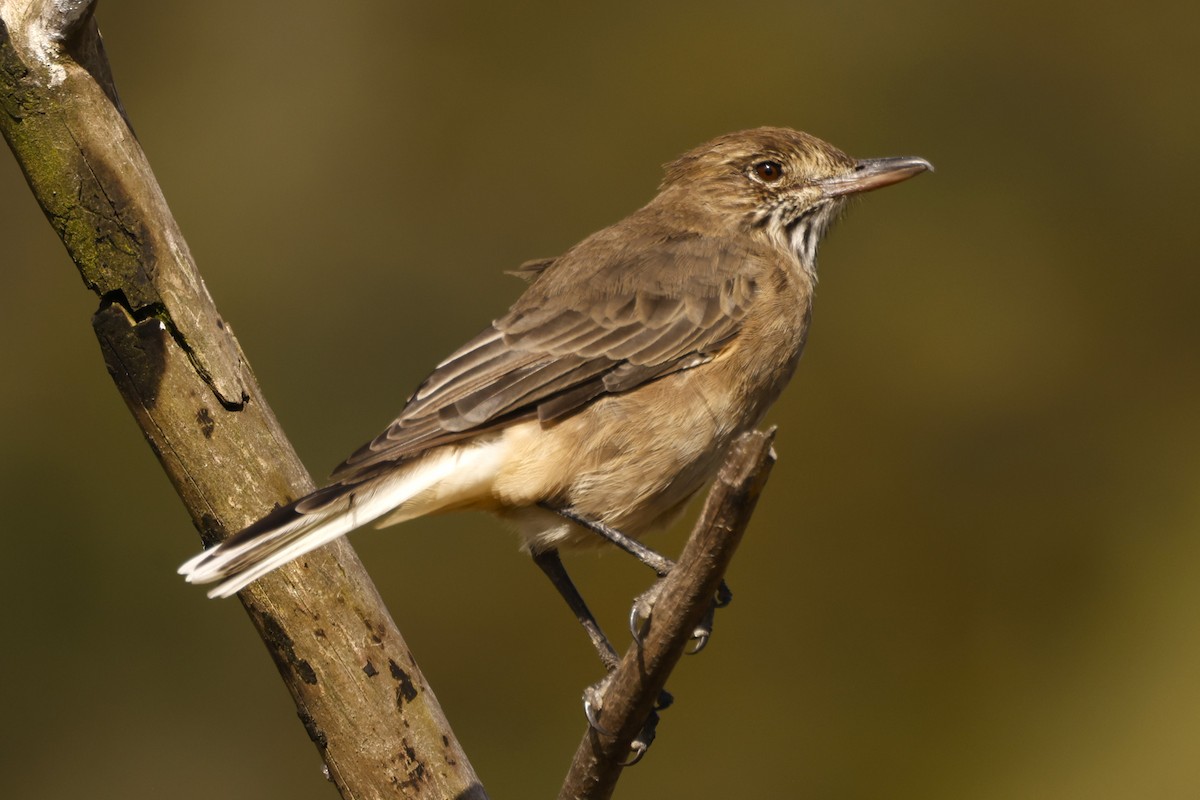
[752,160,784,183]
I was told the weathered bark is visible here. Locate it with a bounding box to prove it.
[558,429,777,800]
[2,4,779,798]
[0,2,485,798]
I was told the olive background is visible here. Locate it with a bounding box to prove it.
[2,2,1198,798]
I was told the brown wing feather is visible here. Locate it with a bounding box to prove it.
[330,225,762,482]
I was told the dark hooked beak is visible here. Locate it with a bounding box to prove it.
[820,156,934,197]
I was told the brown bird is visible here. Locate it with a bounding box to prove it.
[180,127,930,658]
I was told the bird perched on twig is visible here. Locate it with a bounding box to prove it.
[180,126,930,673]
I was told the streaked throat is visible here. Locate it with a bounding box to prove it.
[781,201,841,279]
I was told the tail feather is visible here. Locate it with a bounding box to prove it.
[179,442,497,598]
[180,479,399,598]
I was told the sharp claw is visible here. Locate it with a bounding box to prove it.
[584,697,601,729]
[584,703,615,738]
[620,742,648,767]
[715,580,733,608]
[629,603,646,640]
[622,709,659,765]
[686,602,716,655]
[630,582,664,642]
[583,678,615,736]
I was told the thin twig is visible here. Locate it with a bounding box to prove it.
[558,428,777,800]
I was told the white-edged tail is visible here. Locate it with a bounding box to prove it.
[178,440,507,598]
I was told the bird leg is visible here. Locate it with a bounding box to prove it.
[532,548,620,672]
[541,503,732,651]
[547,505,674,576]
[532,546,671,761]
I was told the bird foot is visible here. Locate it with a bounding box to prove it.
[583,673,673,764]
[629,578,733,654]
[628,583,660,640]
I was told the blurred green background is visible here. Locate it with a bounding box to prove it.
[3,1,1198,798]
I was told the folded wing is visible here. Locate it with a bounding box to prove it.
[332,233,761,482]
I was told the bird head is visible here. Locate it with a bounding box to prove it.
[657,127,931,276]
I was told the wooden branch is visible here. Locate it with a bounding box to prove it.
[0,3,485,798]
[558,428,777,800]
